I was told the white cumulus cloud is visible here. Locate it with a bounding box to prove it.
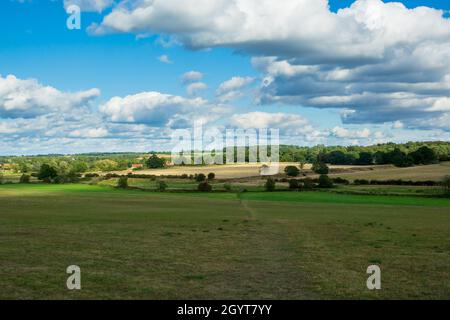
[87,0,450,130]
[64,0,114,12]
[0,74,100,118]
[99,91,208,126]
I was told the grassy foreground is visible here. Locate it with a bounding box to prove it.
[0,183,449,299]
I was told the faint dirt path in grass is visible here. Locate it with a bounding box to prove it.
[237,192,257,219]
[230,195,318,299]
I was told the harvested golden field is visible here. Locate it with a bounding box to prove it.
[114,163,301,179]
[109,162,449,181]
[326,162,450,182]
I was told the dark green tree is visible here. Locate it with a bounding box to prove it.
[318,174,333,188]
[288,179,299,189]
[207,172,215,180]
[195,173,206,182]
[388,149,413,167]
[356,152,373,165]
[146,153,166,169]
[19,174,30,183]
[198,181,212,192]
[157,180,168,192]
[312,161,329,174]
[409,146,438,165]
[117,177,128,189]
[37,164,58,181]
[284,165,300,177]
[265,178,276,192]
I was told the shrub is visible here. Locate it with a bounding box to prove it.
[354,179,370,185]
[19,174,30,183]
[207,172,215,180]
[288,179,299,189]
[284,165,300,177]
[312,161,329,174]
[442,176,450,196]
[318,174,334,188]
[84,173,99,178]
[265,178,276,192]
[117,177,128,189]
[0,173,4,185]
[333,177,350,185]
[198,181,212,192]
[53,175,68,184]
[157,180,168,192]
[195,173,206,182]
[303,178,316,189]
[223,183,232,191]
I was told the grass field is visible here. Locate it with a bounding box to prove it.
[0,183,449,299]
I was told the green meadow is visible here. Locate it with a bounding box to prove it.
[0,183,449,299]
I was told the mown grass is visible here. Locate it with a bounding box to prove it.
[0,183,449,299]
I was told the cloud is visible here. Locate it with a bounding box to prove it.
[69,127,109,138]
[186,82,207,96]
[181,71,206,96]
[99,91,209,126]
[216,76,254,102]
[392,120,404,129]
[64,0,114,12]
[0,74,100,119]
[229,111,325,143]
[331,126,371,139]
[157,54,173,64]
[181,71,203,83]
[87,0,450,130]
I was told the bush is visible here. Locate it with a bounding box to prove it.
[117,177,128,189]
[442,176,450,196]
[312,161,329,174]
[303,178,316,189]
[19,174,30,184]
[198,181,212,192]
[333,177,350,185]
[318,174,334,188]
[53,175,68,184]
[207,172,215,180]
[354,179,370,185]
[195,173,206,182]
[224,183,232,191]
[157,180,168,192]
[84,173,99,178]
[284,165,300,177]
[265,178,276,192]
[288,179,299,189]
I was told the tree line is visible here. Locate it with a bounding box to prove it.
[279,141,450,167]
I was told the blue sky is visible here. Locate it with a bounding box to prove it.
[0,0,449,155]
